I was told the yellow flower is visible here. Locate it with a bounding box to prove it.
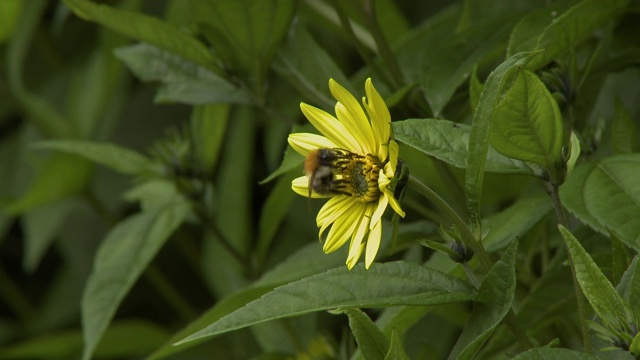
[288,78,405,269]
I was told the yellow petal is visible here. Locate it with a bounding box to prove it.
[323,202,365,253]
[370,193,388,230]
[317,196,352,228]
[363,78,391,158]
[383,189,405,217]
[288,133,337,156]
[346,205,373,268]
[386,140,399,169]
[330,79,375,153]
[292,176,333,198]
[300,103,360,152]
[365,219,382,269]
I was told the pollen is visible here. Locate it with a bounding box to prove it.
[332,153,382,202]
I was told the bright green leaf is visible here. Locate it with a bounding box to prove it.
[558,225,630,330]
[81,200,190,360]
[384,328,410,360]
[448,241,517,360]
[36,140,158,176]
[337,308,389,360]
[465,50,542,225]
[490,67,564,177]
[0,0,21,44]
[176,261,476,344]
[393,118,534,175]
[114,43,253,105]
[560,162,606,234]
[63,0,220,73]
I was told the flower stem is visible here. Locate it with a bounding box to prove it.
[144,264,197,322]
[408,175,534,350]
[545,180,592,353]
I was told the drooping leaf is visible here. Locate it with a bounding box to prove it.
[558,225,630,330]
[114,43,253,105]
[176,261,476,344]
[465,50,542,225]
[35,140,159,176]
[490,67,564,179]
[393,118,533,175]
[337,308,389,360]
[448,241,517,360]
[63,0,220,73]
[81,200,191,360]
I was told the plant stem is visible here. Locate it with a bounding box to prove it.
[545,181,592,352]
[144,264,197,322]
[0,265,36,322]
[408,175,534,350]
[330,0,396,90]
[362,0,405,88]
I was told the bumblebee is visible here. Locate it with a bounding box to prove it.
[304,148,341,198]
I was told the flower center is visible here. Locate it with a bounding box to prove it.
[333,152,383,202]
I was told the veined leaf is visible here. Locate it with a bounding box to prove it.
[558,225,630,330]
[385,329,410,360]
[393,118,533,175]
[176,261,476,344]
[611,98,639,154]
[63,0,220,74]
[115,43,253,105]
[81,200,191,360]
[465,50,542,226]
[35,140,158,176]
[490,67,564,180]
[448,241,517,360]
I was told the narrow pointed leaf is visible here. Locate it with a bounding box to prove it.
[490,67,564,176]
[385,329,410,360]
[82,201,190,360]
[36,140,158,175]
[465,50,542,224]
[448,241,517,360]
[176,261,476,344]
[338,308,389,360]
[62,0,220,73]
[558,225,629,329]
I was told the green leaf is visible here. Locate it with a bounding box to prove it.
[81,200,190,360]
[469,65,483,114]
[384,329,410,360]
[36,140,158,176]
[63,0,220,73]
[393,118,533,175]
[337,308,389,360]
[420,17,515,116]
[626,258,640,314]
[527,0,630,69]
[611,98,639,154]
[189,0,294,85]
[176,261,476,344]
[490,67,564,178]
[558,225,629,329]
[560,162,606,234]
[7,153,92,215]
[465,50,542,225]
[114,43,253,105]
[272,25,352,110]
[483,192,552,251]
[190,104,230,176]
[512,347,598,360]
[582,154,640,250]
[448,241,517,360]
